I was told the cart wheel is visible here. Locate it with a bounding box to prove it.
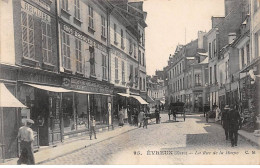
[183,113,185,121]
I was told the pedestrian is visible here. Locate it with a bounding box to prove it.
[221,105,230,140]
[155,106,160,124]
[168,103,172,120]
[227,105,241,147]
[89,116,97,140]
[143,112,149,129]
[118,107,124,126]
[133,108,138,126]
[17,119,35,165]
[215,105,221,122]
[138,110,145,128]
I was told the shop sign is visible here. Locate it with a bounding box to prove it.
[31,0,51,11]
[62,77,113,95]
[22,0,51,22]
[18,70,61,85]
[62,24,107,53]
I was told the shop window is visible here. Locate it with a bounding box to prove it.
[75,39,82,73]
[62,31,71,69]
[42,21,52,64]
[74,0,80,20]
[21,11,35,59]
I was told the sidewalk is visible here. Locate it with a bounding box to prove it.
[201,115,260,146]
[2,124,138,165]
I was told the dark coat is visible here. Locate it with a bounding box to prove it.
[221,110,229,130]
[227,109,241,131]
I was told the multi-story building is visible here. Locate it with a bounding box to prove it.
[0,0,147,161]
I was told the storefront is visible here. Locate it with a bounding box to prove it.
[17,69,64,147]
[62,77,113,137]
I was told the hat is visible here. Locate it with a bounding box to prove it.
[26,119,34,124]
[224,105,230,110]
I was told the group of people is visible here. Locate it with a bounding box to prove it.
[220,105,242,147]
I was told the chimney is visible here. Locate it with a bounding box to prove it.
[228,33,236,44]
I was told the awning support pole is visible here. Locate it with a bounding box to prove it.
[1,107,5,163]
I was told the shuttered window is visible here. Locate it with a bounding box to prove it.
[42,21,52,64]
[88,6,94,28]
[102,54,107,80]
[74,0,80,20]
[21,11,35,59]
[75,39,82,72]
[62,31,71,69]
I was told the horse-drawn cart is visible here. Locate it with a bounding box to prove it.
[169,102,186,121]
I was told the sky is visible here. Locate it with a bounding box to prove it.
[143,0,225,75]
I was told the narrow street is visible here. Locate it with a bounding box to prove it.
[42,113,259,165]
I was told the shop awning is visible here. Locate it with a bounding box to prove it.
[130,95,149,105]
[117,93,131,97]
[25,83,71,92]
[0,83,27,108]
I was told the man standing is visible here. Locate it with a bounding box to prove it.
[155,106,160,124]
[215,105,221,122]
[89,116,97,140]
[17,119,35,165]
[221,105,230,140]
[228,105,241,147]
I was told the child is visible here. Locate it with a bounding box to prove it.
[89,116,97,140]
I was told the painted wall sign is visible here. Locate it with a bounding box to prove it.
[31,0,51,11]
[62,24,107,53]
[22,0,51,22]
[62,77,113,95]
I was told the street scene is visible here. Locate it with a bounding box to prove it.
[0,0,260,165]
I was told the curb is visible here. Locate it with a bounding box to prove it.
[237,132,260,147]
[37,126,138,164]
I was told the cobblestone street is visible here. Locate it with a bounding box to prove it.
[42,114,259,165]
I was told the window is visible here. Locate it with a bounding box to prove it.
[214,64,217,83]
[255,32,259,58]
[75,39,82,72]
[134,43,136,58]
[88,6,94,29]
[142,53,145,66]
[180,63,182,73]
[102,54,107,80]
[115,57,118,80]
[62,31,71,69]
[254,0,260,13]
[241,48,245,67]
[143,78,145,91]
[114,24,117,44]
[177,65,179,75]
[225,61,228,80]
[246,44,250,64]
[21,11,35,59]
[90,48,95,76]
[212,40,216,57]
[121,29,124,49]
[135,67,139,84]
[129,39,133,55]
[209,42,212,59]
[141,33,144,46]
[210,67,212,84]
[139,77,142,90]
[138,50,141,64]
[61,0,68,11]
[42,21,52,64]
[74,0,80,20]
[129,64,134,82]
[122,61,125,83]
[195,74,201,85]
[180,79,182,90]
[183,77,185,89]
[101,16,106,37]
